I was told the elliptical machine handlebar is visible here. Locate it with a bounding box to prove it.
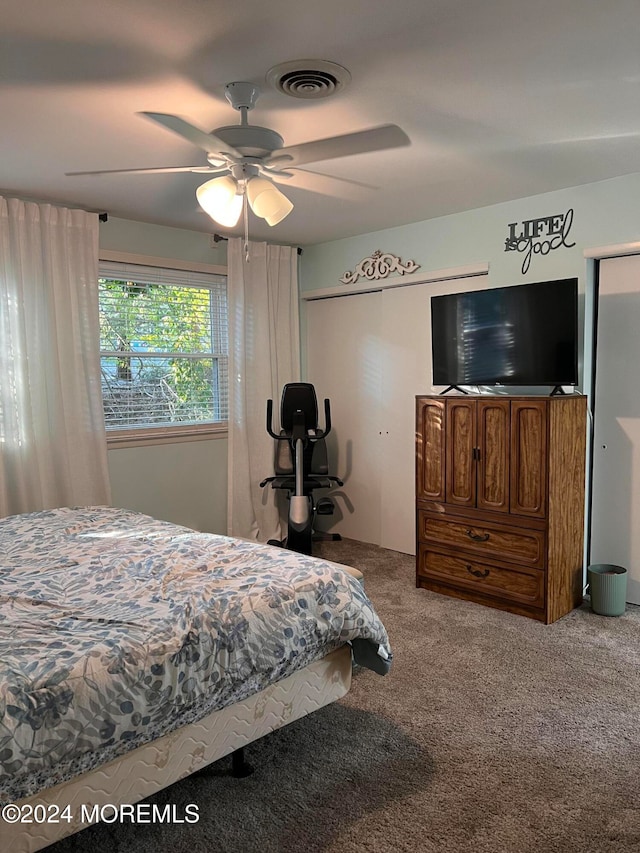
[266,396,332,441]
[322,398,331,437]
[265,399,279,440]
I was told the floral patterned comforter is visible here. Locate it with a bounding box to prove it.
[0,506,391,801]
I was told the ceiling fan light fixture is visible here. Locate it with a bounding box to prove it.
[245,176,274,216]
[196,175,242,227]
[247,177,294,225]
[263,196,294,226]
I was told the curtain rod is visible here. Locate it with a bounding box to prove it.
[212,232,302,255]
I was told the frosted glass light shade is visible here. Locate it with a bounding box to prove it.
[263,196,294,226]
[196,176,242,227]
[247,177,294,226]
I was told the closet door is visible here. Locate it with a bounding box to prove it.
[306,283,434,552]
[306,273,489,554]
[591,254,640,604]
[306,291,383,545]
[379,282,438,553]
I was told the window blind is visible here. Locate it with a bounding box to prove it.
[98,260,228,431]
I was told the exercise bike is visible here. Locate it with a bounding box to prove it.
[260,383,343,556]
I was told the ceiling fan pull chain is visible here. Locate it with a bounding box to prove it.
[243,190,250,262]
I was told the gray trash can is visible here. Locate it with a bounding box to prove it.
[587,564,627,616]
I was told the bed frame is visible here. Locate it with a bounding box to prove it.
[1,646,352,853]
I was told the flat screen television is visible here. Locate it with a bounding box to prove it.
[431,278,578,388]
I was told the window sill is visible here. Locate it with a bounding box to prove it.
[106,423,228,449]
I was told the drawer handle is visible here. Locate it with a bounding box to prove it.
[466,528,490,542]
[466,565,490,579]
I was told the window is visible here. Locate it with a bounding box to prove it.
[98,261,228,437]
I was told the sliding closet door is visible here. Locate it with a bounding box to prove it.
[591,254,640,604]
[306,275,488,554]
[306,285,430,553]
[306,291,383,545]
[377,276,490,552]
[379,283,434,553]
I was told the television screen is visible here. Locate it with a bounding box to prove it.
[431,278,578,387]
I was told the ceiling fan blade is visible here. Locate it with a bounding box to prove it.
[277,169,375,200]
[266,124,410,168]
[66,165,229,177]
[138,112,241,159]
[292,166,378,190]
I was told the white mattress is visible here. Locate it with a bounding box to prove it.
[1,646,352,853]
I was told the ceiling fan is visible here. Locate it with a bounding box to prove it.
[66,81,410,229]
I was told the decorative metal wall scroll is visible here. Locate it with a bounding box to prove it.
[339,250,420,284]
[504,208,576,275]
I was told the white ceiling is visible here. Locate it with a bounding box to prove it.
[2,0,640,246]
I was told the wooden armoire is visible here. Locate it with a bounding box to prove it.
[415,395,587,623]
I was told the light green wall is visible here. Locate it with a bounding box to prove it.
[100,217,228,266]
[300,172,640,293]
[100,217,228,534]
[107,438,227,534]
[300,170,640,403]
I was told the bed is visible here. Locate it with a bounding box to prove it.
[0,506,391,852]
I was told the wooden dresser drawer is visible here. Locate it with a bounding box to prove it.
[417,546,545,608]
[417,510,545,568]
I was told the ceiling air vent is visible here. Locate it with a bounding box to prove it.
[266,60,351,99]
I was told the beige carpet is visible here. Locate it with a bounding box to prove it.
[51,539,640,853]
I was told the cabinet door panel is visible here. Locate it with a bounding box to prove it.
[445,399,476,507]
[477,398,510,513]
[510,400,547,517]
[416,398,445,502]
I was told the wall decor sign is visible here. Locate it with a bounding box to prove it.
[340,250,420,284]
[504,208,575,275]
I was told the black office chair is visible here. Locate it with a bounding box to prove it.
[260,383,343,555]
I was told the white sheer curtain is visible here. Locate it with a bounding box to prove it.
[227,239,300,541]
[0,197,111,517]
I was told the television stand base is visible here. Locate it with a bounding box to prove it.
[441,385,470,395]
[550,385,567,396]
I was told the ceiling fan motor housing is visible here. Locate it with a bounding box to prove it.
[214,125,284,157]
